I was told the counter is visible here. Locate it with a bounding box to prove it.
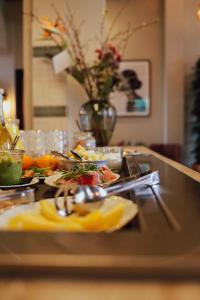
[0,147,200,299]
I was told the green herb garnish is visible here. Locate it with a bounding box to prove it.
[61,164,98,180]
[30,167,50,177]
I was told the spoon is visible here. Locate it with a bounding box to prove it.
[51,150,72,160]
[70,150,82,160]
[73,171,159,204]
[55,171,160,216]
[10,135,20,151]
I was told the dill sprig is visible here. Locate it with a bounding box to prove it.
[61,164,98,180]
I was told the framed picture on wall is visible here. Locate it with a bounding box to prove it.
[110,60,151,117]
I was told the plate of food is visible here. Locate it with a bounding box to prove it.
[56,144,108,170]
[0,196,138,232]
[44,164,120,188]
[22,167,61,180]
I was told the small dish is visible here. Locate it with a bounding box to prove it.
[57,158,107,171]
[94,147,123,172]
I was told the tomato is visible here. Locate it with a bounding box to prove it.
[79,172,100,185]
[100,169,117,182]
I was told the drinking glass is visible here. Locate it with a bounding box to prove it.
[20,130,68,156]
[95,146,123,172]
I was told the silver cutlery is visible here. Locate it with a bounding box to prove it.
[55,171,159,216]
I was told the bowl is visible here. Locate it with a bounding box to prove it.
[57,158,108,171]
[94,147,123,172]
[0,149,25,185]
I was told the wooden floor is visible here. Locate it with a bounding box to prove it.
[1,147,200,299]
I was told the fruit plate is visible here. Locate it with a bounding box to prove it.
[44,173,120,188]
[0,196,138,232]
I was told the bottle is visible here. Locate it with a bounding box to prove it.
[0,89,13,149]
[6,118,24,149]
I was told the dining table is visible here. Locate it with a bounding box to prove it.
[0,146,200,300]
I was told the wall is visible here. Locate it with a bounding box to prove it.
[28,0,200,147]
[32,0,105,145]
[184,0,200,75]
[107,0,164,145]
[163,0,185,145]
[0,0,22,118]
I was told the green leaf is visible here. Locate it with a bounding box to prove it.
[98,76,114,99]
[69,67,85,85]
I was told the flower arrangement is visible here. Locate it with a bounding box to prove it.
[32,3,158,101]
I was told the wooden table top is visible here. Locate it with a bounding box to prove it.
[126,146,200,183]
[1,147,200,300]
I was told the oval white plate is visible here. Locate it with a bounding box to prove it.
[36,171,62,181]
[44,173,120,188]
[0,177,39,189]
[0,196,138,232]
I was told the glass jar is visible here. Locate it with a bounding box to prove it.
[72,132,96,149]
[0,149,25,185]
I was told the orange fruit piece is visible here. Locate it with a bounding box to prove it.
[35,155,58,170]
[22,155,35,170]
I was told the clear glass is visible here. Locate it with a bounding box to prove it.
[5,118,23,149]
[94,146,123,172]
[72,131,96,149]
[20,130,68,156]
[20,130,46,156]
[0,99,13,150]
[0,149,25,185]
[5,118,20,137]
[0,188,35,213]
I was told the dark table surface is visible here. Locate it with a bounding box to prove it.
[0,154,200,279]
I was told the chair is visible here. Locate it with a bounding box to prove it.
[150,144,182,162]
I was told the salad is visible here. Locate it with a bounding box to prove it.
[23,167,55,178]
[22,154,59,178]
[55,164,119,186]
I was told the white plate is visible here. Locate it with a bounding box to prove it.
[44,173,120,188]
[0,177,39,189]
[36,171,62,181]
[0,196,138,232]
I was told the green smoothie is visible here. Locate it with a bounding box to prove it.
[0,152,23,185]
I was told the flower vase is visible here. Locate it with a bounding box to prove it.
[79,99,117,146]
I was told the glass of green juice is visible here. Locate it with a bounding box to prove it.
[0,150,25,185]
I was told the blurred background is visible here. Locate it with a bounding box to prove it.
[1,0,200,167]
